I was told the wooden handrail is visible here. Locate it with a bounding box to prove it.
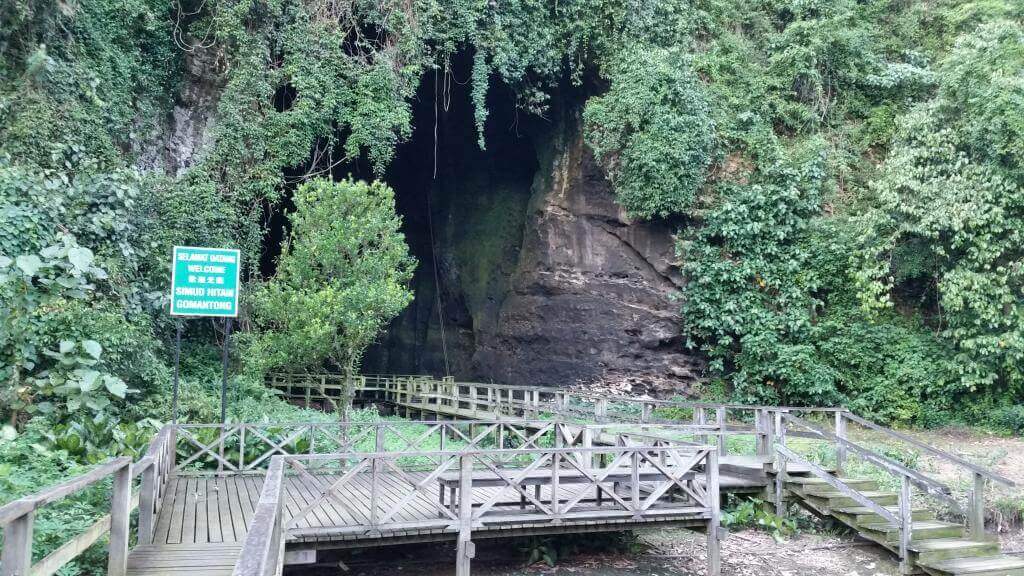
[776,444,899,525]
[0,457,131,525]
[781,413,963,511]
[0,457,133,576]
[842,412,1015,487]
[233,456,285,576]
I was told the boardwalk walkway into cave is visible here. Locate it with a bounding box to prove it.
[0,375,1019,576]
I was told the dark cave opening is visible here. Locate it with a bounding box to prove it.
[360,50,544,378]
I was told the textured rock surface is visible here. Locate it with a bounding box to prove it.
[473,116,702,393]
[135,46,223,174]
[364,102,703,395]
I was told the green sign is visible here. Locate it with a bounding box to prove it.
[170,246,241,317]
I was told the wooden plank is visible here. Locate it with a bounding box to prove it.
[221,476,245,542]
[210,475,229,541]
[180,475,197,541]
[165,477,188,545]
[193,478,208,545]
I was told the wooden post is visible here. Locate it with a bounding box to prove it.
[707,449,721,576]
[107,461,132,576]
[582,427,594,469]
[774,411,787,516]
[456,454,474,576]
[630,450,641,518]
[1,510,34,576]
[970,472,986,540]
[138,461,157,545]
[551,446,561,521]
[898,475,913,575]
[716,407,727,456]
[695,407,707,446]
[835,411,847,476]
[641,403,652,425]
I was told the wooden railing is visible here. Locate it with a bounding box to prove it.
[774,411,1016,571]
[266,373,848,458]
[235,443,721,576]
[0,458,134,576]
[169,420,731,475]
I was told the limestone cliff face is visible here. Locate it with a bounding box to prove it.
[364,107,703,395]
[472,117,701,393]
[135,47,223,174]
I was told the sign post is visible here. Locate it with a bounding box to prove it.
[170,246,241,426]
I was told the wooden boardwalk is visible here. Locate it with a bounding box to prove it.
[145,471,735,548]
[3,374,1016,576]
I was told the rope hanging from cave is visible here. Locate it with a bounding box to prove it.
[430,65,452,378]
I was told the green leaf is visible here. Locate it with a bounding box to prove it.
[16,254,42,277]
[104,377,128,398]
[77,369,100,391]
[68,246,94,271]
[59,340,75,354]
[82,340,102,360]
[0,255,11,269]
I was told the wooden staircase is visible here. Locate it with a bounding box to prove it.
[785,475,1024,576]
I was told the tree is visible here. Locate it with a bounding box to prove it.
[244,178,415,418]
[855,21,1024,395]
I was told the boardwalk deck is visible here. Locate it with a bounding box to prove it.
[129,464,725,576]
[144,471,762,548]
[8,374,1014,576]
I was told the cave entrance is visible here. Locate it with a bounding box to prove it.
[360,50,542,379]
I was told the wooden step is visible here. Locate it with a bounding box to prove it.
[912,539,1001,564]
[859,520,965,543]
[918,554,1024,576]
[786,477,880,494]
[833,505,934,526]
[801,490,898,509]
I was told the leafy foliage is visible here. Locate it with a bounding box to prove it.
[855,21,1024,397]
[584,47,715,218]
[243,179,415,396]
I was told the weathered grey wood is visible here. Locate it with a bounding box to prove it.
[1,511,33,576]
[456,455,473,576]
[970,472,986,540]
[233,457,284,576]
[776,444,898,525]
[707,450,721,576]
[898,475,912,575]
[0,457,132,525]
[842,412,1015,486]
[835,411,847,476]
[715,408,727,456]
[782,413,963,512]
[108,461,133,576]
[774,411,787,516]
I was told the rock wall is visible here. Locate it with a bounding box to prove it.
[135,46,223,174]
[364,100,703,395]
[477,116,702,393]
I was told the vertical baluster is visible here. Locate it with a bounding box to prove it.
[970,472,986,540]
[774,411,787,516]
[707,449,721,576]
[139,461,157,545]
[108,460,132,576]
[1,511,34,576]
[835,410,847,476]
[898,475,913,574]
[456,454,474,576]
[716,407,727,456]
